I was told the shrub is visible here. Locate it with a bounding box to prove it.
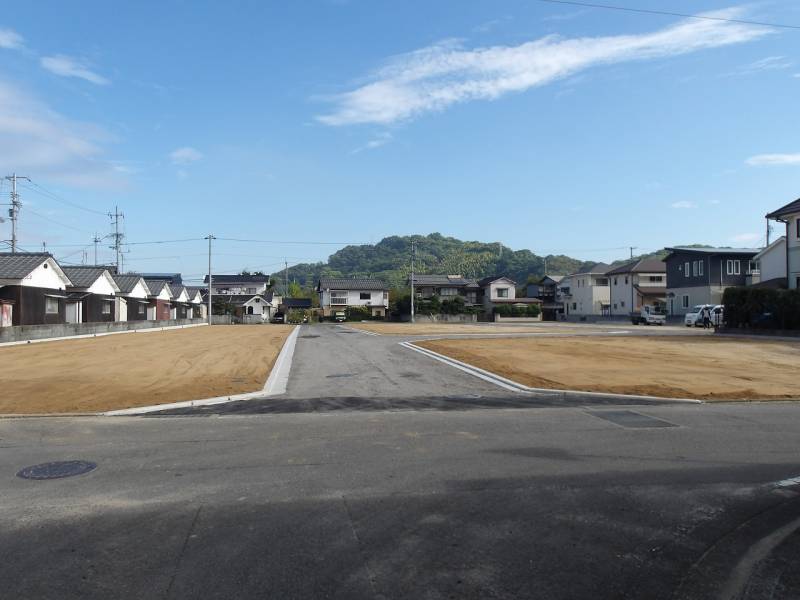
[723,287,800,330]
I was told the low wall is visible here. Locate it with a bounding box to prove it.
[402,314,479,323]
[210,315,233,325]
[0,318,207,343]
[494,315,542,323]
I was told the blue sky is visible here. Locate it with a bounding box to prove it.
[1,1,799,281]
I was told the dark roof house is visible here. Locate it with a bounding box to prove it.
[766,198,800,220]
[203,274,270,284]
[605,259,666,276]
[317,278,388,290]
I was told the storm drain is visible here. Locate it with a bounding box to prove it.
[16,460,97,480]
[587,410,676,429]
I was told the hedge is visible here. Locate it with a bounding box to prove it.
[722,287,800,330]
[493,304,541,318]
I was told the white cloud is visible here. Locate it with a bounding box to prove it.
[40,55,110,85]
[732,232,760,243]
[746,153,800,166]
[316,7,772,126]
[0,81,124,188]
[671,201,697,209]
[0,28,23,50]
[732,55,793,75]
[169,146,203,165]
[350,132,392,154]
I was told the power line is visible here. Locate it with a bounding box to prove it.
[21,181,108,216]
[532,0,800,30]
[216,237,369,246]
[25,207,93,235]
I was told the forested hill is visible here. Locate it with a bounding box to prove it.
[273,233,593,289]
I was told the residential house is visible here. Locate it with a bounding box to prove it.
[169,285,192,319]
[526,275,565,321]
[606,259,666,316]
[0,252,72,326]
[141,273,183,285]
[62,266,121,324]
[477,276,540,314]
[144,279,173,320]
[663,247,760,315]
[747,237,787,288]
[317,278,389,318]
[113,274,151,321]
[560,263,611,317]
[409,274,479,306]
[186,287,208,319]
[216,294,274,321]
[766,198,800,289]
[203,274,271,296]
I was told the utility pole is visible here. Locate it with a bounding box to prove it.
[629,246,637,313]
[93,233,102,265]
[4,173,30,253]
[284,260,289,296]
[108,206,124,270]
[543,256,548,277]
[206,234,215,325]
[410,239,415,324]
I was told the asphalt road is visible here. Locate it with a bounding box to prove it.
[3,323,800,599]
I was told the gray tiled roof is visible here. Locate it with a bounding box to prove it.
[477,276,516,287]
[317,277,388,290]
[605,259,666,275]
[576,263,611,274]
[144,279,171,296]
[62,266,109,288]
[409,274,478,287]
[0,252,55,279]
[113,274,150,294]
[204,274,270,284]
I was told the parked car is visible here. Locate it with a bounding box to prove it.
[685,304,723,327]
[333,311,346,323]
[630,305,665,326]
[270,311,285,324]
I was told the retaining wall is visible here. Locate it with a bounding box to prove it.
[0,318,207,343]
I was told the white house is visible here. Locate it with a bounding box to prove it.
[203,274,271,295]
[144,279,173,321]
[112,274,151,322]
[560,263,611,317]
[766,198,800,289]
[476,276,541,315]
[748,237,786,287]
[186,287,208,319]
[605,259,666,316]
[0,252,72,326]
[317,278,389,318]
[62,266,121,324]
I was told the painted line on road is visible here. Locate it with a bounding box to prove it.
[104,325,301,416]
[336,325,381,336]
[0,322,208,347]
[400,341,703,404]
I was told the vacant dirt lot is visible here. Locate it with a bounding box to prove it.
[417,336,800,400]
[0,325,293,414]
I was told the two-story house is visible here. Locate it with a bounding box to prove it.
[317,278,389,318]
[606,259,666,316]
[527,275,565,321]
[747,236,787,288]
[203,274,271,296]
[560,263,611,317]
[766,198,800,289]
[409,274,479,306]
[477,276,540,314]
[663,246,760,315]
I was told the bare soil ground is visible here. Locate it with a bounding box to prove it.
[417,336,800,400]
[0,325,293,414]
[348,322,605,335]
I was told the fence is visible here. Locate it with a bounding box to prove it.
[0,318,207,343]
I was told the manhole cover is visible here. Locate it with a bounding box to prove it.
[17,460,97,480]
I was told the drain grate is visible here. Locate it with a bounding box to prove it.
[587,410,676,429]
[17,460,97,480]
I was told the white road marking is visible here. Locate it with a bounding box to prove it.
[104,325,301,416]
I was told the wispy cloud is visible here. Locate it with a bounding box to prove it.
[543,9,589,22]
[727,55,793,76]
[671,201,697,209]
[350,132,392,154]
[746,153,800,166]
[473,16,512,34]
[169,146,203,165]
[317,7,772,126]
[40,55,110,85]
[0,27,23,50]
[0,81,124,188]
[732,232,761,243]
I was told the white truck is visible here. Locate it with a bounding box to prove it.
[630,305,666,326]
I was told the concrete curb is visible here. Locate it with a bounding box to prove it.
[0,322,208,347]
[103,325,301,416]
[400,341,704,404]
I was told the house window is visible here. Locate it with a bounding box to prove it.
[496,288,509,298]
[359,292,371,300]
[596,278,608,287]
[613,303,617,309]
[571,302,577,310]
[692,261,698,277]
[45,297,59,314]
[726,260,741,275]
[439,287,457,296]
[796,218,800,239]
[247,306,254,314]
[613,278,617,285]
[138,303,145,315]
[682,295,689,309]
[330,291,348,305]
[102,301,112,315]
[620,301,625,308]
[624,276,628,285]
[684,262,690,276]
[649,276,663,283]
[698,261,703,276]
